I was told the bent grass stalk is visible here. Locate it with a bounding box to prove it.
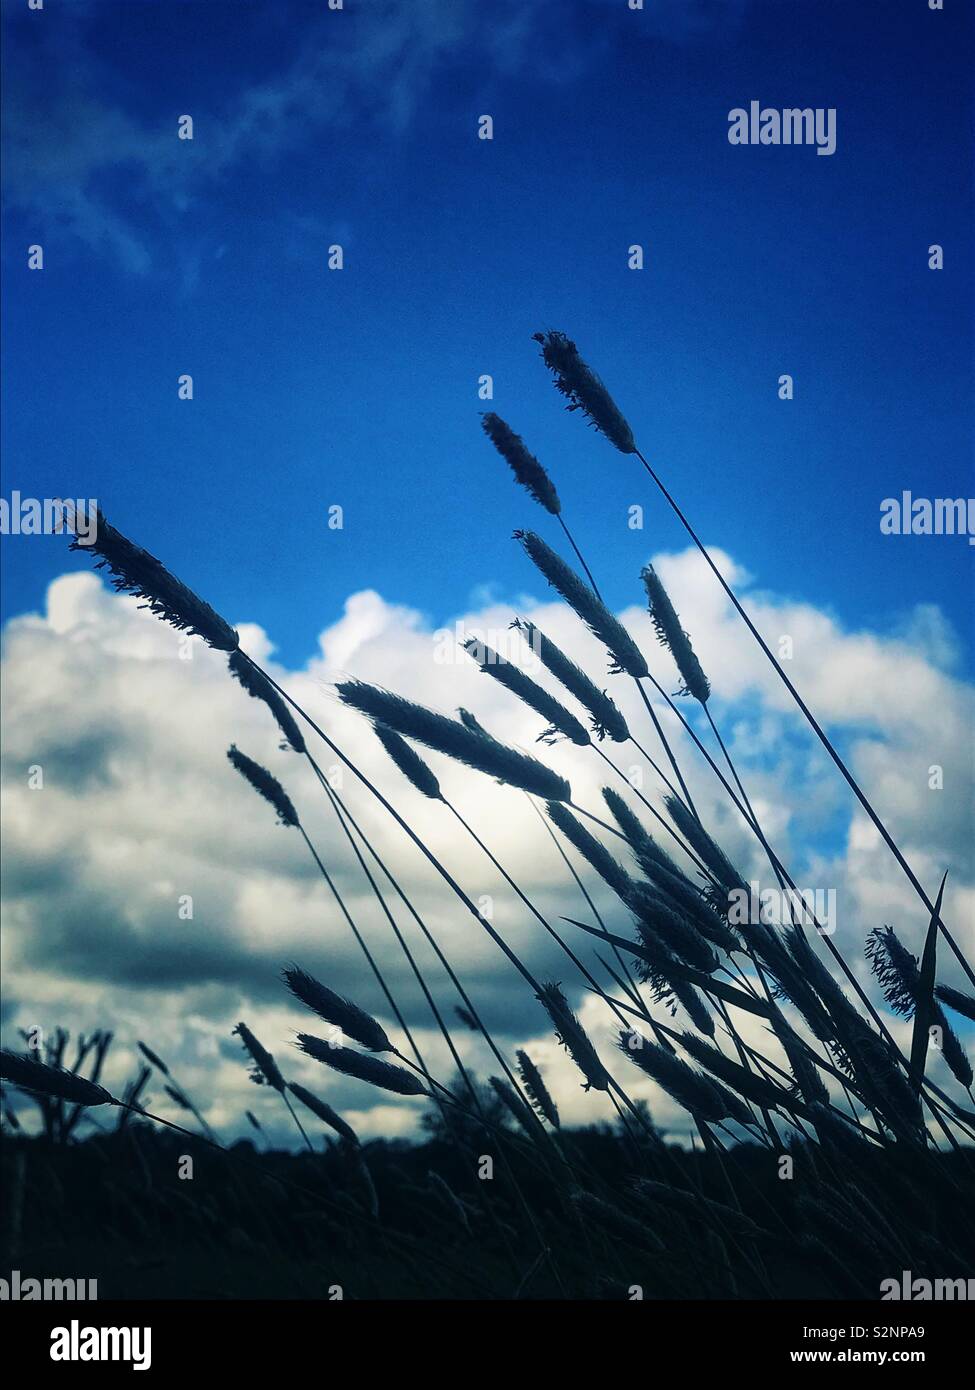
[295,756,577,1284]
[260,656,969,1152]
[301,751,547,1134]
[72,505,968,1156]
[482,411,604,598]
[303,766,562,1266]
[515,529,700,817]
[137,1042,218,1144]
[531,338,972,1110]
[234,1020,313,1153]
[61,415,975,1290]
[533,333,961,969]
[634,439,970,972]
[528,795,645,1009]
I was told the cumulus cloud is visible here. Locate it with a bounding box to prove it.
[1,547,972,1146]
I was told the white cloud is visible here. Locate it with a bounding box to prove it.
[1,549,971,1147]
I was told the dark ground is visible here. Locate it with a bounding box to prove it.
[3,1120,972,1301]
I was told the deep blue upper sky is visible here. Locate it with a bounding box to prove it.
[2,0,972,671]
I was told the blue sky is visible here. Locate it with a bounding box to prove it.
[2,0,972,674]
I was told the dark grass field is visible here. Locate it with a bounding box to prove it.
[4,1113,973,1301]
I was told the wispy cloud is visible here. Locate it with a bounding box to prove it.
[3,0,754,276]
[2,0,569,275]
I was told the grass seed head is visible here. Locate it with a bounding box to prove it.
[481,413,561,515]
[617,1032,749,1125]
[533,331,636,454]
[296,1035,428,1097]
[227,744,299,827]
[288,1081,359,1144]
[866,939,974,1115]
[641,564,711,704]
[515,531,648,678]
[137,1041,170,1076]
[228,652,305,753]
[372,722,442,800]
[626,921,716,1036]
[164,1085,192,1110]
[935,983,975,1023]
[866,926,918,1017]
[632,1179,772,1242]
[489,1076,538,1134]
[665,797,746,896]
[570,1191,665,1252]
[234,1021,286,1092]
[765,1000,830,1107]
[640,859,740,954]
[603,788,681,878]
[537,982,610,1092]
[513,619,629,742]
[516,1049,560,1128]
[0,1050,114,1108]
[630,885,720,974]
[68,506,239,651]
[546,801,633,900]
[337,681,571,801]
[679,1031,788,1112]
[283,965,392,1053]
[463,637,590,746]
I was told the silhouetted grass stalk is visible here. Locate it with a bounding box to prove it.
[62,407,975,1292]
[531,342,971,1128]
[634,436,968,970]
[302,754,548,1133]
[515,530,700,817]
[533,335,961,964]
[305,766,566,1266]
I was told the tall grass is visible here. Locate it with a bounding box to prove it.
[19,330,973,1300]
